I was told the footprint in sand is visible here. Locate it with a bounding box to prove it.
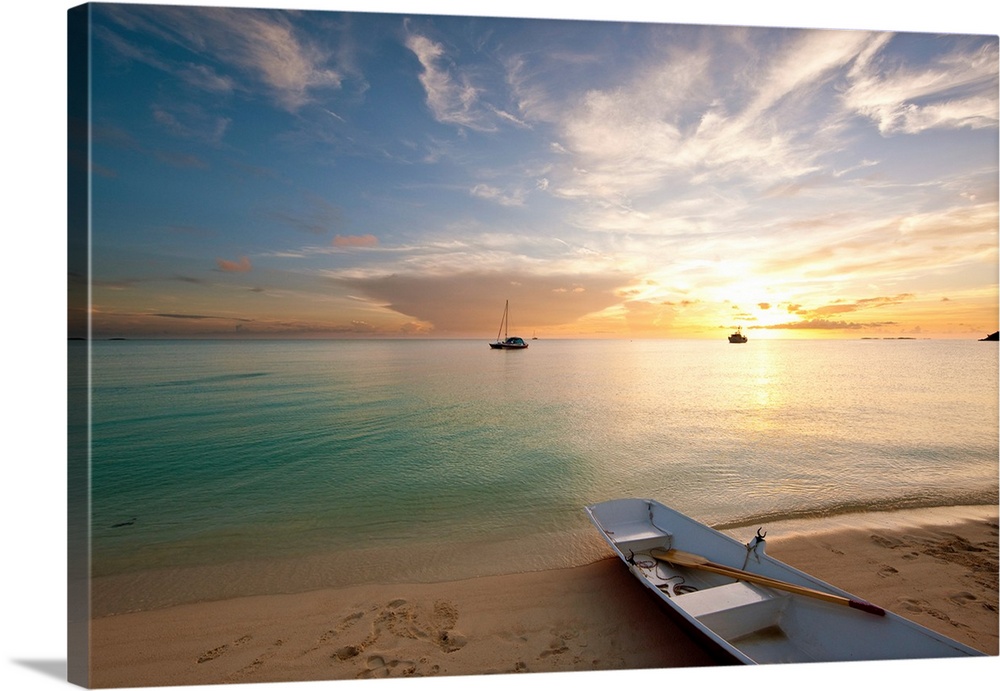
[877,565,899,578]
[334,645,363,661]
[948,591,978,606]
[327,598,467,669]
[539,630,576,660]
[377,599,466,653]
[539,641,569,659]
[336,611,365,629]
[319,611,366,644]
[197,646,228,664]
[328,623,379,662]
[228,656,265,680]
[359,654,419,679]
[899,598,955,625]
[227,638,292,683]
[364,655,389,677]
[870,534,904,549]
[437,630,467,653]
[197,634,252,663]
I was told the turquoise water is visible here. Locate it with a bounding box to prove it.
[76,338,998,613]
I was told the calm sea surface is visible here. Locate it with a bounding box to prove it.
[74,338,998,614]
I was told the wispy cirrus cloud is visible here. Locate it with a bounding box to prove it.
[758,202,999,286]
[844,40,999,135]
[101,4,345,112]
[213,9,343,111]
[544,28,884,212]
[403,24,524,133]
[404,30,489,130]
[469,183,527,206]
[151,103,231,145]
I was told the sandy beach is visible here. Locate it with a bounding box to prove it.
[89,506,998,688]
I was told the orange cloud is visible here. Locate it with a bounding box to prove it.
[763,319,898,331]
[333,234,378,248]
[811,294,914,316]
[216,256,251,272]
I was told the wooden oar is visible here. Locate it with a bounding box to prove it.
[650,548,885,616]
[653,549,820,591]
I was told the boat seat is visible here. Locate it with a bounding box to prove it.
[674,581,787,641]
[604,521,672,551]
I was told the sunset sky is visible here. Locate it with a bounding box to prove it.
[76,2,999,339]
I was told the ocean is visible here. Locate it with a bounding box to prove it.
[74,338,998,615]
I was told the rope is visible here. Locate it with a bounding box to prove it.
[633,551,698,597]
[646,500,672,538]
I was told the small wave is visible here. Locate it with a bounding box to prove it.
[152,372,272,388]
[712,490,999,532]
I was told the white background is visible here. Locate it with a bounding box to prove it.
[3,1,997,690]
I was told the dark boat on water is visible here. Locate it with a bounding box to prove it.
[728,327,748,343]
[489,300,528,350]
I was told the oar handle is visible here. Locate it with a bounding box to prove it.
[849,599,885,616]
[706,563,885,616]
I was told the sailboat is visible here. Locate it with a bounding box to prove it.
[488,300,528,349]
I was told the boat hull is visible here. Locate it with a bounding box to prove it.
[489,337,528,349]
[584,498,984,665]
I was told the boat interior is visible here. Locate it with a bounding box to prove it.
[588,498,980,664]
[606,519,814,663]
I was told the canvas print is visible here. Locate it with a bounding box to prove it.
[68,2,998,688]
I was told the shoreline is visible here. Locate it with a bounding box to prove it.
[90,503,998,617]
[89,504,998,687]
[717,504,999,538]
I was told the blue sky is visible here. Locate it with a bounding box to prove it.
[77,2,998,338]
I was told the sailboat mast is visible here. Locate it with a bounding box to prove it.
[496,299,508,342]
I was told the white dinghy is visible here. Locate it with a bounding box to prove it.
[584,498,985,665]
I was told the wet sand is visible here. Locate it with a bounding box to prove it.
[89,506,997,688]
